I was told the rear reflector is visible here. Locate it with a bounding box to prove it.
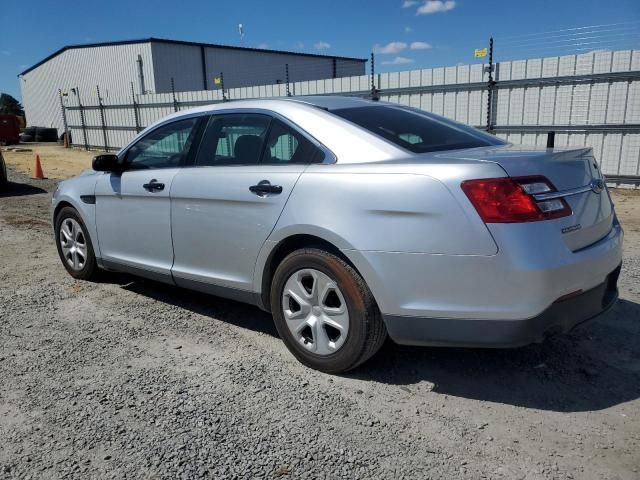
[461,176,572,223]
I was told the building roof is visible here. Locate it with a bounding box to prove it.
[18,37,368,76]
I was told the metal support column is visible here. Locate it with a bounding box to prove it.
[96,85,108,151]
[58,89,70,147]
[370,52,380,101]
[285,64,291,97]
[131,82,142,134]
[171,78,179,112]
[485,37,495,132]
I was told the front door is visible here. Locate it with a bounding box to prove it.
[95,117,201,280]
[170,113,325,294]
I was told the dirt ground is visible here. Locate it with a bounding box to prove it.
[1,144,103,180]
[0,167,639,479]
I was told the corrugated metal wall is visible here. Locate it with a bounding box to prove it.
[20,43,155,131]
[63,49,640,180]
[151,42,365,92]
[202,47,363,90]
[21,41,365,132]
[151,43,206,93]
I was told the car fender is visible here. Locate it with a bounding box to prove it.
[52,174,102,262]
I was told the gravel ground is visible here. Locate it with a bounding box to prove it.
[1,168,639,480]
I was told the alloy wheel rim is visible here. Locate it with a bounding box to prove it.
[282,268,350,356]
[59,218,87,271]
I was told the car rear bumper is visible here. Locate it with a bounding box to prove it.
[383,264,620,347]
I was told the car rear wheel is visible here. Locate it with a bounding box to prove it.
[54,207,98,280]
[271,248,386,373]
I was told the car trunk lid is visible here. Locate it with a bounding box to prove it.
[438,144,614,251]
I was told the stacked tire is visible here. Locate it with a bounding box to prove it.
[19,127,58,143]
[20,126,37,143]
[35,127,58,142]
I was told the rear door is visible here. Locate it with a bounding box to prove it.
[170,112,325,293]
[95,117,201,279]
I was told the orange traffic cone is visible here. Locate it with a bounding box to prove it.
[33,154,46,179]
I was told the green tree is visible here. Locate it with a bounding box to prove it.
[0,93,25,116]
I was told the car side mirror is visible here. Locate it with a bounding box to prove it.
[92,154,120,172]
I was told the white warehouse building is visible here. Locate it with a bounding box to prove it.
[19,37,367,132]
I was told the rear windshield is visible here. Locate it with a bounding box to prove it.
[331,105,504,153]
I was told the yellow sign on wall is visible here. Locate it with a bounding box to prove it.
[474,48,488,58]
[213,77,222,85]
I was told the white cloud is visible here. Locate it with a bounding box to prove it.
[1,50,10,56]
[402,0,418,7]
[417,0,456,15]
[404,26,413,33]
[382,56,415,65]
[296,41,305,49]
[314,41,331,50]
[410,41,432,50]
[256,42,270,49]
[373,41,407,54]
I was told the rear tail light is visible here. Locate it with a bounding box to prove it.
[461,176,571,223]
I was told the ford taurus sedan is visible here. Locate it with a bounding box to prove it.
[52,96,623,373]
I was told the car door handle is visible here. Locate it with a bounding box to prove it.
[249,181,283,196]
[143,179,165,192]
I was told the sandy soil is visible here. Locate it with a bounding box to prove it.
[1,144,103,180]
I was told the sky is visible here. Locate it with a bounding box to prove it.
[1,0,639,101]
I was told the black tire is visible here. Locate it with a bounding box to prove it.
[34,127,57,142]
[0,157,7,191]
[20,134,33,143]
[54,206,99,280]
[270,248,387,373]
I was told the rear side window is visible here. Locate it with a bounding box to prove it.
[262,119,324,164]
[196,114,325,166]
[196,114,271,166]
[331,105,504,153]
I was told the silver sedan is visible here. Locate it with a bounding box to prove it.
[52,96,623,372]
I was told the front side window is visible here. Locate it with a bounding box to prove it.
[331,105,504,154]
[126,118,198,170]
[196,114,270,166]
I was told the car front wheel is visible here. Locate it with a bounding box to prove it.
[54,206,98,280]
[271,248,387,373]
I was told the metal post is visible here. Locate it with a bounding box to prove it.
[370,52,380,101]
[58,89,70,147]
[131,82,142,134]
[485,37,495,132]
[546,131,555,149]
[96,85,108,152]
[74,87,88,151]
[220,72,227,102]
[285,64,291,97]
[171,78,179,112]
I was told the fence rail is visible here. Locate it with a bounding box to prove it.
[60,48,640,183]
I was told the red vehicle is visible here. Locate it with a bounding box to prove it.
[0,115,20,145]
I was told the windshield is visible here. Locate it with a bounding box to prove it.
[331,104,504,154]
